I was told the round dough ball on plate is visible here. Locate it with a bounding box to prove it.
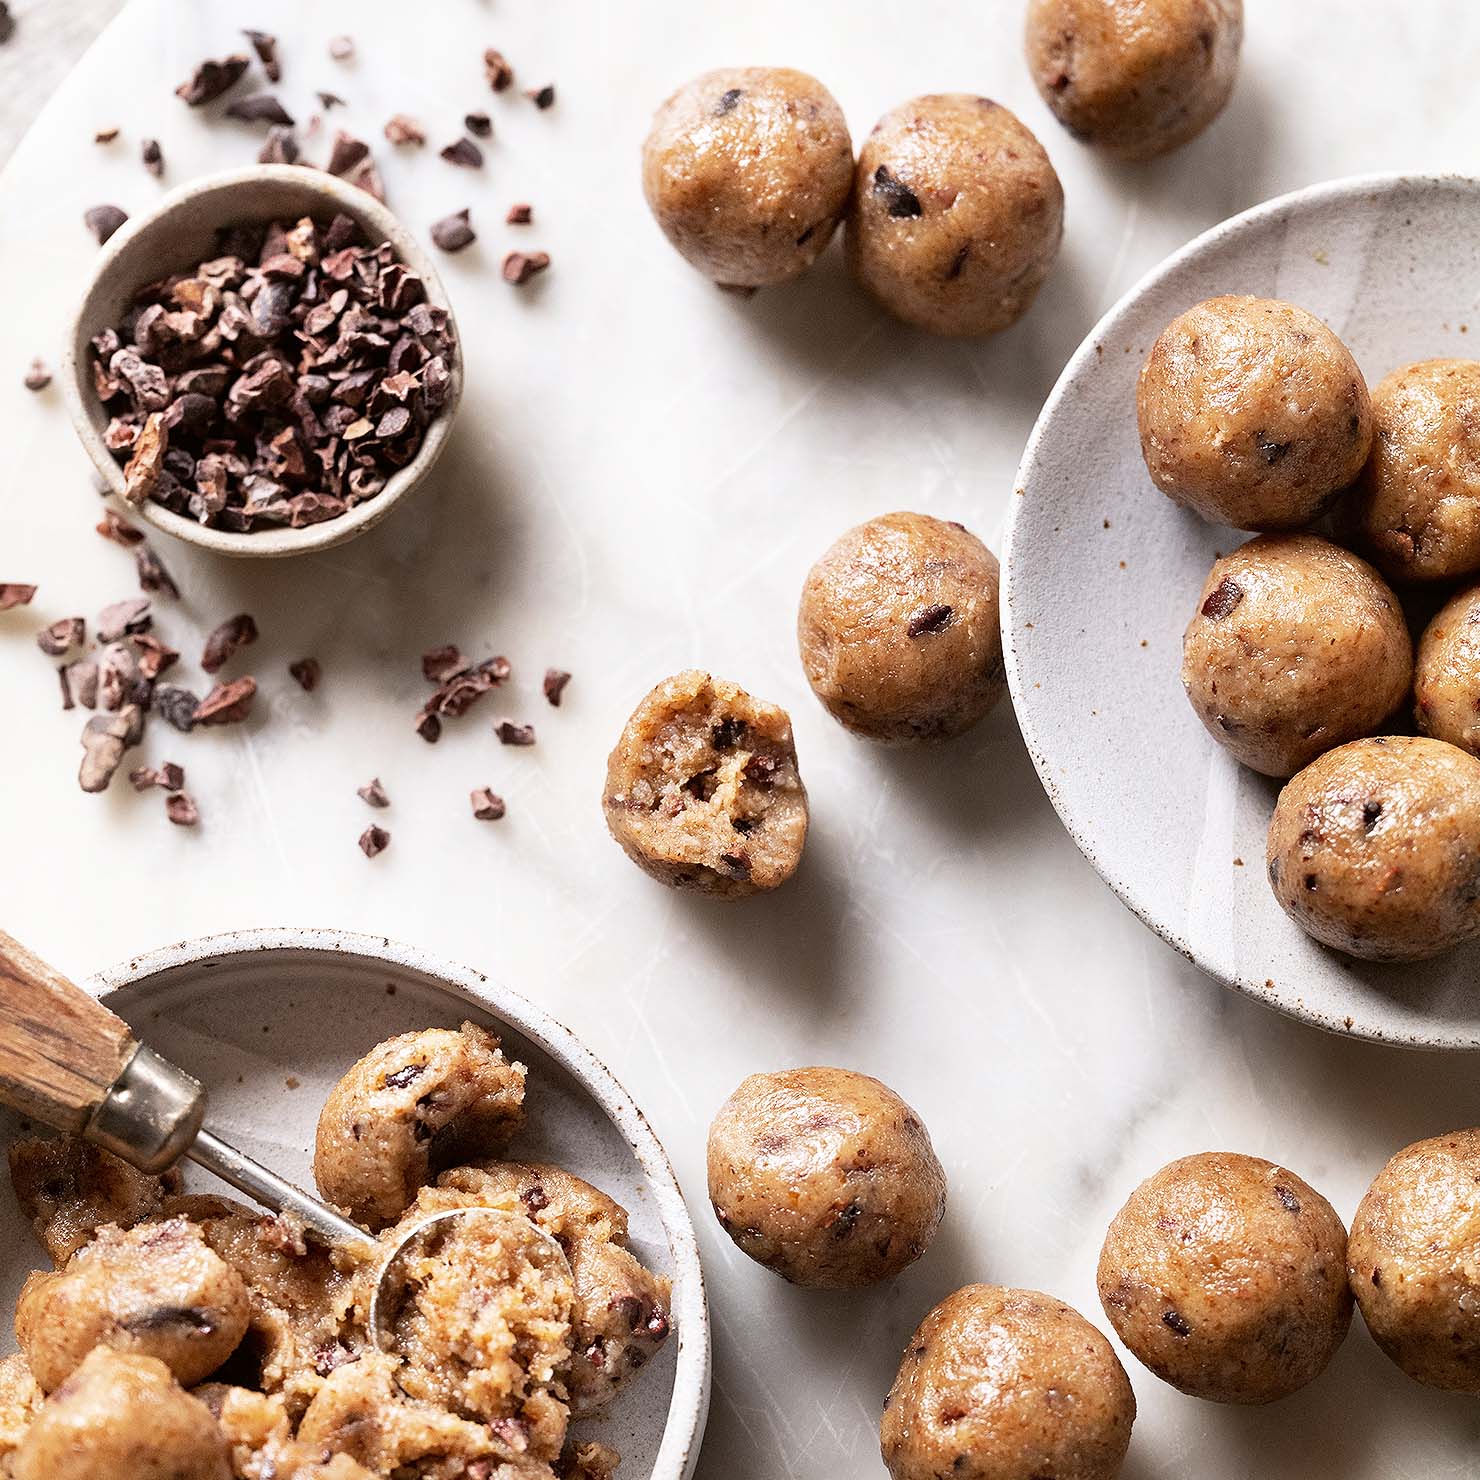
[798,511,1006,743]
[1415,583,1480,754]
[1266,735,1480,962]
[845,94,1063,336]
[1097,1151,1351,1404]
[1181,533,1411,777]
[1025,0,1243,160]
[641,67,853,289]
[1137,295,1372,530]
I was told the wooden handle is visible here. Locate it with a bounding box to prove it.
[0,930,135,1133]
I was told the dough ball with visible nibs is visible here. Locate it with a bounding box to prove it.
[1026,0,1244,161]
[1097,1152,1351,1404]
[1137,296,1372,530]
[641,67,853,289]
[881,1285,1135,1480]
[1181,534,1411,777]
[1415,584,1480,754]
[1266,736,1480,962]
[846,94,1064,336]
[798,512,1006,743]
[1347,1128,1480,1395]
[707,1066,945,1288]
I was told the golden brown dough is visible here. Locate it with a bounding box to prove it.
[1415,584,1480,754]
[0,1353,41,1464]
[196,1384,375,1479]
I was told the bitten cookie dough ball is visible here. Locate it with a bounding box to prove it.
[1347,1129,1480,1394]
[1026,0,1243,161]
[707,1067,945,1288]
[1098,1152,1351,1404]
[1345,360,1480,582]
[1416,585,1480,755]
[1138,296,1372,530]
[798,512,1006,743]
[1182,534,1411,776]
[881,1285,1134,1480]
[603,670,808,898]
[846,95,1063,336]
[641,67,853,288]
[1266,736,1480,962]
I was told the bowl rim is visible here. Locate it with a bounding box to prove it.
[84,925,712,1478]
[60,163,464,560]
[1001,170,1480,1053]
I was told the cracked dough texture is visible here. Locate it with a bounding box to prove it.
[798,512,1006,743]
[880,1285,1134,1480]
[707,1066,945,1288]
[603,669,808,897]
[1137,295,1372,530]
[641,66,853,288]
[1266,735,1480,962]
[1181,534,1412,777]
[1415,583,1480,754]
[1026,0,1243,160]
[1347,1128,1480,1394]
[845,94,1063,337]
[1097,1151,1352,1404]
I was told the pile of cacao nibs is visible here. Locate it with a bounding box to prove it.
[89,213,456,532]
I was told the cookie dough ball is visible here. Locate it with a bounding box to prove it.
[1138,296,1372,530]
[1026,0,1243,161]
[1416,584,1480,754]
[603,670,808,898]
[641,67,853,289]
[9,1349,231,1480]
[0,1354,42,1464]
[881,1285,1134,1480]
[1347,1129,1480,1393]
[1344,360,1480,582]
[1182,534,1412,777]
[798,512,1006,743]
[1097,1152,1352,1404]
[1266,736,1480,962]
[846,95,1063,336]
[707,1066,945,1288]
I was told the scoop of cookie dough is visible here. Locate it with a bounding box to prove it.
[1182,534,1411,776]
[641,67,853,289]
[798,512,1006,743]
[1266,735,1480,962]
[603,670,808,898]
[1415,584,1480,754]
[1026,0,1243,160]
[1138,296,1372,530]
[1347,1128,1480,1394]
[846,94,1063,336]
[707,1066,945,1288]
[881,1284,1134,1480]
[1097,1151,1351,1404]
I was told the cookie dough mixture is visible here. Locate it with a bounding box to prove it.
[642,66,853,289]
[880,1284,1134,1480]
[1138,295,1372,530]
[1097,1151,1352,1403]
[798,512,1006,743]
[1415,584,1480,754]
[1026,0,1243,160]
[1346,1128,1480,1394]
[1266,735,1480,962]
[846,94,1064,336]
[707,1066,946,1288]
[1181,534,1412,776]
[602,669,809,898]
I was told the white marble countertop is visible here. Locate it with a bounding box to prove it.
[1,2,1478,1476]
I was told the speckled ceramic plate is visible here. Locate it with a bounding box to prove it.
[0,928,710,1476]
[1003,173,1480,1051]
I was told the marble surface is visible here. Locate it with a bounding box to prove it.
[0,2,1477,1476]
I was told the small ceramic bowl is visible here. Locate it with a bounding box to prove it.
[0,927,709,1478]
[61,165,464,559]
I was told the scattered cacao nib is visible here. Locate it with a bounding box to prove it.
[357,776,389,808]
[505,203,532,225]
[316,90,347,110]
[328,34,355,61]
[79,705,144,792]
[243,29,280,82]
[130,761,185,793]
[324,131,383,198]
[483,48,514,91]
[97,509,144,546]
[94,126,119,143]
[97,597,151,642]
[288,657,321,691]
[526,84,555,109]
[542,668,570,706]
[258,126,298,164]
[1162,1309,1192,1338]
[873,165,922,219]
[154,684,200,732]
[134,543,179,598]
[140,138,164,177]
[132,633,178,679]
[201,613,259,673]
[470,787,506,821]
[0,584,36,610]
[194,675,257,725]
[495,720,535,746]
[176,55,250,106]
[384,114,425,146]
[906,603,953,638]
[1201,578,1244,621]
[23,358,51,391]
[464,112,492,138]
[430,209,476,253]
[84,204,129,244]
[36,618,85,656]
[0,2,10,42]
[359,824,389,858]
[165,792,199,826]
[422,644,469,682]
[502,250,549,285]
[225,94,295,126]
[440,137,483,168]
[1274,1184,1302,1214]
[716,87,743,115]
[414,710,442,743]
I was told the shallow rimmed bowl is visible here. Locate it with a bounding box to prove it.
[1003,172,1480,1051]
[61,165,464,559]
[0,927,709,1477]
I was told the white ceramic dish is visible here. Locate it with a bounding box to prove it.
[1003,172,1480,1052]
[0,928,709,1478]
